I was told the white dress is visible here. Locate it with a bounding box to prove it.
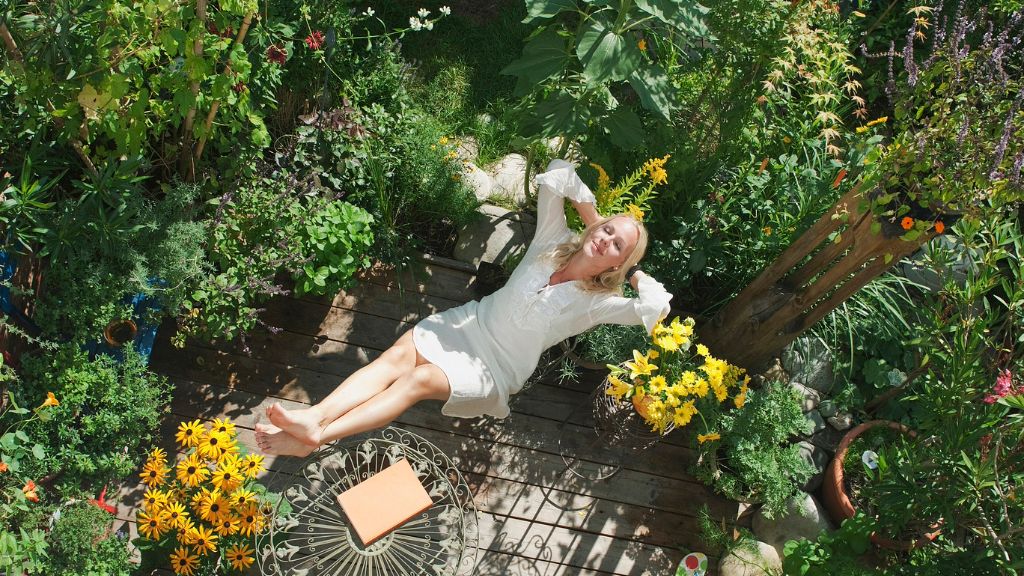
[412,159,673,418]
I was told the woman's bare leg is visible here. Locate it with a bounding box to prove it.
[317,363,451,444]
[266,330,419,446]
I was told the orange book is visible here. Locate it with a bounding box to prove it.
[336,458,433,546]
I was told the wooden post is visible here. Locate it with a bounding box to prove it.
[702,187,937,372]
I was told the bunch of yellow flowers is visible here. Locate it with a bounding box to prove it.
[136,417,271,575]
[569,154,671,230]
[606,316,749,435]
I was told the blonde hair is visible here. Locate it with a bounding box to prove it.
[545,214,649,293]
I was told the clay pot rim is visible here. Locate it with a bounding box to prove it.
[103,318,138,348]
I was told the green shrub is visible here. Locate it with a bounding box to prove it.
[45,504,132,576]
[294,199,375,297]
[18,346,171,489]
[696,380,813,518]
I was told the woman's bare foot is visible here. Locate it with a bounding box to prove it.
[255,422,316,457]
[266,403,323,447]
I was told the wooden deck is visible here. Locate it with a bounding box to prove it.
[115,257,741,575]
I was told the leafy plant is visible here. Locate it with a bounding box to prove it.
[17,345,171,489]
[782,512,876,576]
[695,380,813,518]
[502,0,711,151]
[0,157,58,255]
[44,503,132,576]
[294,199,375,297]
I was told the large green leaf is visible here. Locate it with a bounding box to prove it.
[603,107,644,149]
[628,65,675,120]
[532,90,589,138]
[501,28,569,89]
[576,19,640,83]
[634,0,711,38]
[524,0,577,23]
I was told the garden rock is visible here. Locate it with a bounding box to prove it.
[454,204,536,268]
[828,413,853,431]
[817,399,837,418]
[752,493,834,558]
[455,135,479,162]
[761,357,789,384]
[809,426,844,453]
[718,540,782,576]
[804,410,826,437]
[797,441,829,492]
[790,381,820,413]
[781,337,835,394]
[461,162,494,202]
[487,153,534,204]
[902,234,979,292]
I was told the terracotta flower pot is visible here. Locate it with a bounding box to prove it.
[821,419,941,550]
[103,318,138,348]
[631,394,654,419]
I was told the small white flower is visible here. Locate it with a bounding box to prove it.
[439,6,451,15]
[409,16,423,30]
[424,20,434,30]
[365,7,375,16]
[417,8,430,18]
[861,450,879,470]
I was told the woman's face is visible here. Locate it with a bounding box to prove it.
[581,216,640,272]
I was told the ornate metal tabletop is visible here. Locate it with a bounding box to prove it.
[256,427,479,576]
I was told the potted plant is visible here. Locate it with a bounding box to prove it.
[694,380,813,518]
[821,419,940,550]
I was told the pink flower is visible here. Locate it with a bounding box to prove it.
[984,369,1017,404]
[305,31,325,51]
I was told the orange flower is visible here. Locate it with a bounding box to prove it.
[0,462,8,473]
[831,168,847,189]
[934,221,945,234]
[900,216,914,230]
[757,157,769,175]
[22,480,39,503]
[40,392,59,408]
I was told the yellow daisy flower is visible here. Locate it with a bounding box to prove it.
[197,430,234,461]
[186,524,218,556]
[137,509,168,540]
[229,488,257,510]
[176,454,210,488]
[169,546,199,576]
[164,501,189,530]
[142,488,168,512]
[240,453,265,479]
[176,420,205,449]
[215,516,238,537]
[139,462,167,488]
[225,543,255,571]
[198,490,231,523]
[210,461,242,493]
[237,503,264,536]
[210,417,236,437]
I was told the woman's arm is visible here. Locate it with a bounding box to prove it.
[570,198,601,228]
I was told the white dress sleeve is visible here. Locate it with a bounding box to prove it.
[588,274,673,335]
[532,159,596,247]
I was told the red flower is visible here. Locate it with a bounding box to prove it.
[934,220,945,234]
[232,82,247,94]
[22,480,39,503]
[900,216,914,230]
[305,31,325,51]
[266,45,287,65]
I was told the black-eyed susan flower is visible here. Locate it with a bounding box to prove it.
[240,453,265,479]
[210,461,241,493]
[169,546,199,576]
[187,524,218,556]
[176,454,209,488]
[198,430,233,461]
[139,462,167,488]
[226,543,255,571]
[142,488,168,512]
[147,447,168,466]
[237,503,264,536]
[176,420,205,449]
[137,509,168,540]
[211,417,236,437]
[164,501,188,530]
[176,516,196,540]
[229,488,257,510]
[198,490,230,523]
[215,515,238,536]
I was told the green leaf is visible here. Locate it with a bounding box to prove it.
[524,0,577,23]
[576,19,639,83]
[31,444,45,460]
[628,65,675,120]
[603,107,643,149]
[500,28,568,87]
[532,90,589,138]
[634,0,711,37]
